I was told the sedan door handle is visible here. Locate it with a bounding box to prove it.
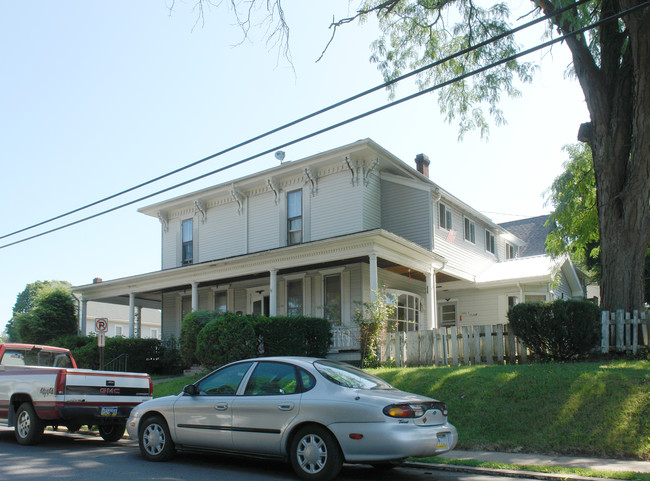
[278,403,294,411]
[215,403,229,410]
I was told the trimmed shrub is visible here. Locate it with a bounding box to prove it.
[180,310,217,366]
[508,299,601,360]
[69,337,183,375]
[256,316,332,358]
[195,314,258,370]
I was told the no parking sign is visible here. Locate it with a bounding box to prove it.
[95,318,108,333]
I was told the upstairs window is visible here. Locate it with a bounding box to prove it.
[287,190,302,245]
[506,243,518,259]
[485,230,496,255]
[464,217,476,244]
[182,219,193,265]
[439,203,452,230]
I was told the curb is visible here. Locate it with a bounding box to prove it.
[403,462,620,481]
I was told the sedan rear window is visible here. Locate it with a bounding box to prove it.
[314,360,392,390]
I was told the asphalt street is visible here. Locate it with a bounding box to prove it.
[0,428,528,481]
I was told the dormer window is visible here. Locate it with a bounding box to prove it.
[182,219,193,265]
[506,242,518,259]
[287,189,303,245]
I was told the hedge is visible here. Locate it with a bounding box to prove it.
[193,314,333,370]
[508,299,601,361]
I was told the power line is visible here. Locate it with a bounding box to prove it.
[0,0,591,242]
[2,0,647,251]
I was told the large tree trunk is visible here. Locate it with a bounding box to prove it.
[569,0,650,311]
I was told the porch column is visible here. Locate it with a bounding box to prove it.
[369,253,379,301]
[425,268,437,330]
[191,282,199,312]
[136,306,142,338]
[128,293,136,338]
[79,297,87,335]
[269,268,278,316]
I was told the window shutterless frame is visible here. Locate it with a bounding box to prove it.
[287,189,302,245]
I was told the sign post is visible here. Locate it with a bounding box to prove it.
[95,318,108,369]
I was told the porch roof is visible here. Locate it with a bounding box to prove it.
[73,229,446,305]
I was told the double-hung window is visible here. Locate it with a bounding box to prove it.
[439,203,452,230]
[182,219,193,265]
[287,190,302,245]
[287,279,303,316]
[506,242,518,259]
[485,230,496,254]
[323,274,342,323]
[464,218,476,244]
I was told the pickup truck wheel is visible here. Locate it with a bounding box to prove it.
[15,403,45,445]
[139,416,175,462]
[98,422,126,442]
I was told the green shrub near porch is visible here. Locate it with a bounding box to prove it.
[192,313,333,370]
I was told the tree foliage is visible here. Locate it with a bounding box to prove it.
[353,289,396,368]
[6,281,76,343]
[195,0,650,311]
[545,144,600,273]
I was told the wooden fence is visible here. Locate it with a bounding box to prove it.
[601,310,649,354]
[380,324,527,367]
[332,309,649,367]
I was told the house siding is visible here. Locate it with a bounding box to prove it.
[311,170,363,241]
[381,179,431,249]
[248,190,280,253]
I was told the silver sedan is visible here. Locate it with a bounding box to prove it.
[127,357,457,481]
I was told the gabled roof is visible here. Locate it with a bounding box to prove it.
[499,215,552,257]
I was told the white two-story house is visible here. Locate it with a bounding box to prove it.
[73,139,583,350]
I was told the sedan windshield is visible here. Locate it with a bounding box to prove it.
[314,360,393,390]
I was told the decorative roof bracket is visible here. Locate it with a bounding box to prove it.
[157,211,169,233]
[304,168,317,196]
[343,156,356,186]
[230,184,246,215]
[364,158,379,187]
[267,178,280,205]
[193,200,207,224]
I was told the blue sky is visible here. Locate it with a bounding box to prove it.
[0,1,588,332]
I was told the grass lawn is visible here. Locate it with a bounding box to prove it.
[153,360,649,460]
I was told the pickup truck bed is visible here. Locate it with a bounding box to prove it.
[0,343,152,444]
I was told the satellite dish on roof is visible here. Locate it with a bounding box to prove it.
[275,151,286,162]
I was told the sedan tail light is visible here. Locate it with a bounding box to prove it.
[383,401,448,418]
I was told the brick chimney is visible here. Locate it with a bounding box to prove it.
[415,153,430,178]
[93,277,103,284]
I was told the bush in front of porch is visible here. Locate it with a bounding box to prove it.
[190,313,332,370]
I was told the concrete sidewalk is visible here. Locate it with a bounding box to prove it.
[438,449,650,473]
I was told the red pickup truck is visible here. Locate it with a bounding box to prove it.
[0,343,152,445]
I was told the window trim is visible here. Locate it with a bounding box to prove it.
[439,301,457,328]
[506,242,518,260]
[439,203,452,230]
[464,217,476,244]
[181,218,193,265]
[286,278,304,316]
[287,189,303,245]
[485,229,496,255]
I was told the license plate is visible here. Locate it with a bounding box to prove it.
[100,407,118,417]
[436,433,448,449]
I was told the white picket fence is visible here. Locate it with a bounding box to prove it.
[330,310,649,366]
[601,310,649,354]
[380,324,528,367]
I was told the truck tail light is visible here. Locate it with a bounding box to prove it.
[56,370,67,395]
[148,377,153,396]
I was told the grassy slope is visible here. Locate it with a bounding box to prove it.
[371,361,650,460]
[153,360,649,460]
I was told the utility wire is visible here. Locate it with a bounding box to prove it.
[1,0,648,251]
[0,0,591,242]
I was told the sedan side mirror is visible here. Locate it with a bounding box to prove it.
[183,384,199,396]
